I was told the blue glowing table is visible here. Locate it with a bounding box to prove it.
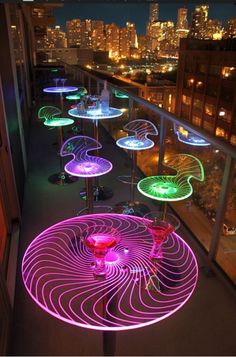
[43,86,78,111]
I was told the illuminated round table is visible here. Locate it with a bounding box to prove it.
[22,213,198,348]
[174,125,210,147]
[60,136,113,214]
[115,119,158,216]
[43,86,78,111]
[68,107,123,201]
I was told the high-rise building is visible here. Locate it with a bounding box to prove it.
[66,19,82,47]
[147,20,177,56]
[91,20,106,51]
[126,22,138,49]
[224,18,236,39]
[138,35,148,58]
[176,8,189,45]
[119,27,130,58]
[175,38,236,146]
[46,26,67,48]
[80,20,92,49]
[105,23,120,59]
[149,3,159,23]
[146,2,159,52]
[205,19,222,40]
[177,8,188,30]
[188,5,209,39]
[30,4,63,50]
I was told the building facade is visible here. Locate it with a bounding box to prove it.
[176,38,236,146]
[188,5,209,39]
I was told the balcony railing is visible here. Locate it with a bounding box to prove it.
[63,62,236,289]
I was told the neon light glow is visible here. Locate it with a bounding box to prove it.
[44,117,74,127]
[175,125,210,147]
[138,154,204,201]
[66,94,81,100]
[60,135,112,177]
[22,213,198,331]
[38,106,74,127]
[116,119,158,151]
[86,108,103,116]
[114,90,129,99]
[43,86,78,93]
[38,106,61,121]
[77,87,88,95]
[68,107,123,121]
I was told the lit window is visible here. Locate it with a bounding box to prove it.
[222,66,236,79]
[205,103,215,116]
[188,78,194,86]
[218,108,231,123]
[182,95,191,105]
[230,135,236,146]
[193,98,203,110]
[216,127,228,139]
[192,116,202,126]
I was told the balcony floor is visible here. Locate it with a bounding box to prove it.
[10,96,236,356]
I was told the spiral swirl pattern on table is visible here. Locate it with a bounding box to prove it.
[22,213,198,331]
[137,154,204,202]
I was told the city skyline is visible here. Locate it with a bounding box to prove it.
[54,2,236,35]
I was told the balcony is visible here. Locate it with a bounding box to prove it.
[1,4,236,356]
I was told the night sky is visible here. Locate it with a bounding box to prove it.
[54,2,236,35]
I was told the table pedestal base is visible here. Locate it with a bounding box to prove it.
[103,331,116,356]
[80,185,113,201]
[48,172,78,185]
[117,174,140,185]
[113,201,150,217]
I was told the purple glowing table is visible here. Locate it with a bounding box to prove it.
[60,136,113,214]
[22,213,198,332]
[68,107,123,201]
[43,86,78,112]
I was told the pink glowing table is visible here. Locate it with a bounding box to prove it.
[22,213,198,332]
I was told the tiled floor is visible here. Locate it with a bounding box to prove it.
[10,97,236,356]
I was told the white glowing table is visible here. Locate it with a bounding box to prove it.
[22,213,198,331]
[68,107,122,141]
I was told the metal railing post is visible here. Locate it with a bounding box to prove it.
[128,98,134,122]
[97,81,100,95]
[88,77,91,94]
[206,154,235,273]
[157,115,167,175]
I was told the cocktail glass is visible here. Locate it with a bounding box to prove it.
[143,211,180,260]
[61,78,67,87]
[53,78,60,87]
[82,225,120,277]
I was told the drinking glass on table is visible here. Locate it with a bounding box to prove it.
[82,225,120,277]
[143,211,180,260]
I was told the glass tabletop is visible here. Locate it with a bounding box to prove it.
[43,86,78,94]
[68,107,123,120]
[22,213,198,331]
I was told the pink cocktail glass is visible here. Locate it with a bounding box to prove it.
[83,226,120,277]
[143,211,180,260]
